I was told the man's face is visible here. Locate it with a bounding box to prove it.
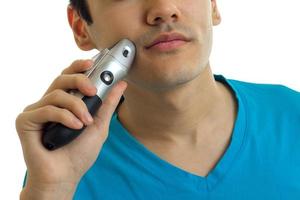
[84,0,220,91]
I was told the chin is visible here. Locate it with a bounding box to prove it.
[126,43,210,91]
[126,61,206,91]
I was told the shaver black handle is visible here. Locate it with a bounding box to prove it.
[42,95,102,151]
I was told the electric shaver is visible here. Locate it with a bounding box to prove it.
[42,39,136,150]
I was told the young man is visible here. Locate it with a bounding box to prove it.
[16,0,300,199]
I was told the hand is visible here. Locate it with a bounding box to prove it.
[16,60,127,199]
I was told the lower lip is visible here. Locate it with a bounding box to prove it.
[147,40,188,51]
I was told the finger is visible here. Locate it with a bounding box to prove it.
[16,106,85,151]
[68,81,127,150]
[43,74,97,97]
[25,89,93,125]
[19,105,84,134]
[93,81,127,129]
[61,59,94,75]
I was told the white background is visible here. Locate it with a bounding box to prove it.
[1,0,299,198]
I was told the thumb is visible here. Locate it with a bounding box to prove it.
[93,80,127,129]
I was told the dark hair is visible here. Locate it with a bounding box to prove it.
[69,0,93,25]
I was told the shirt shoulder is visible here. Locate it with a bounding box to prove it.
[227,78,300,114]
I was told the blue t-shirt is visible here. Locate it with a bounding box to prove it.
[25,74,300,199]
[73,75,300,199]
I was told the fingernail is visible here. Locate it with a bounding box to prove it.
[73,118,83,128]
[87,85,97,94]
[85,59,94,66]
[88,85,96,90]
[85,112,93,124]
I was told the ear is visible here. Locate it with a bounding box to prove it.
[67,5,96,51]
[211,0,221,26]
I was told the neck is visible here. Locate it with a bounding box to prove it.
[117,64,237,145]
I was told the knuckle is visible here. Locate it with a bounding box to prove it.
[60,68,67,75]
[72,59,82,66]
[43,105,68,122]
[70,96,83,110]
[78,73,88,80]
[42,105,60,120]
[60,109,79,125]
[23,104,34,112]
[15,114,24,135]
[69,60,83,70]
[50,89,64,99]
[74,74,87,86]
[53,75,63,84]
[61,59,85,75]
[43,105,56,115]
[60,108,71,120]
[82,74,93,86]
[15,113,24,127]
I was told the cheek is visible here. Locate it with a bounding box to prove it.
[182,1,213,55]
[92,21,140,50]
[90,6,142,49]
[90,17,121,48]
[181,0,212,30]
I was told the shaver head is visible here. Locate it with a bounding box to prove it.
[87,39,136,77]
[84,39,136,99]
[108,38,136,69]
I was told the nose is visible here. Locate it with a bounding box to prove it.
[146,0,181,25]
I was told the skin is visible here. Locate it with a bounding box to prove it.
[70,0,237,176]
[17,0,237,199]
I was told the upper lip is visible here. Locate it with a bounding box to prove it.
[145,32,190,49]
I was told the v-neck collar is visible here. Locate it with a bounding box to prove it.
[110,74,248,191]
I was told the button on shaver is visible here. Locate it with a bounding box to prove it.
[123,49,129,57]
[100,71,114,85]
